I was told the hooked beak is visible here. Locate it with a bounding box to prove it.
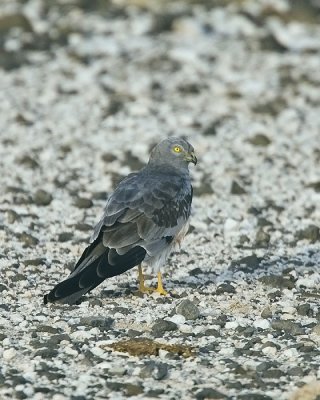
[185,151,197,165]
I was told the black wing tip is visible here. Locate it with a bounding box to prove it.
[43,293,48,304]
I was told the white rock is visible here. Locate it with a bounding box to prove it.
[3,348,16,360]
[253,319,271,330]
[262,346,277,356]
[225,321,239,330]
[167,314,186,325]
[179,324,193,333]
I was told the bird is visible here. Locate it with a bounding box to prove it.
[44,137,197,305]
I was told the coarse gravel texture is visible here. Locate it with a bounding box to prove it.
[1,0,320,399]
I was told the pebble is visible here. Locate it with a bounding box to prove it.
[33,189,53,206]
[253,319,271,330]
[151,319,178,336]
[3,348,16,360]
[175,299,200,320]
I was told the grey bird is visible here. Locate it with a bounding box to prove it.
[44,137,197,304]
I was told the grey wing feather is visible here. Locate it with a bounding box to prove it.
[91,168,192,258]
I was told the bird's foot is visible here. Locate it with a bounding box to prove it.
[138,284,155,294]
[154,286,168,296]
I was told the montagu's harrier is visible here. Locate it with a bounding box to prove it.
[44,137,197,304]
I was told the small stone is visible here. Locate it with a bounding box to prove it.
[216,283,236,295]
[101,153,117,163]
[271,320,304,335]
[296,225,320,243]
[204,328,220,337]
[261,341,280,350]
[307,181,320,192]
[175,299,200,320]
[151,319,178,336]
[238,394,273,400]
[78,316,114,330]
[18,232,39,247]
[297,303,311,316]
[261,369,284,379]
[24,258,46,266]
[287,366,304,377]
[3,348,16,360]
[127,329,142,338]
[139,361,168,380]
[248,134,271,146]
[259,275,295,290]
[124,383,144,396]
[33,189,53,206]
[195,388,227,399]
[261,307,273,319]
[254,229,270,248]
[74,223,92,232]
[230,180,246,195]
[74,197,93,209]
[6,210,21,223]
[34,348,59,358]
[58,232,73,242]
[230,254,262,272]
[16,155,39,169]
[311,324,320,335]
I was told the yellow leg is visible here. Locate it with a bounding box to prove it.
[137,267,168,295]
[138,265,153,294]
[155,272,168,296]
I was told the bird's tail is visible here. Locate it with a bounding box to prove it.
[44,236,146,305]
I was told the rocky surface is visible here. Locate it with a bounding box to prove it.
[1,0,320,399]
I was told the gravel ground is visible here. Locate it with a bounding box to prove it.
[1,0,320,399]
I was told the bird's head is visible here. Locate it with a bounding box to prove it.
[149,137,197,169]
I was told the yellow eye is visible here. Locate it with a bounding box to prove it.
[173,146,182,153]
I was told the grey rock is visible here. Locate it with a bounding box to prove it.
[175,299,200,320]
[271,320,304,335]
[37,325,60,334]
[139,361,168,380]
[74,197,93,209]
[258,274,295,289]
[296,224,320,243]
[307,181,320,192]
[101,152,117,163]
[261,307,273,319]
[238,394,273,400]
[23,258,47,266]
[195,388,227,399]
[18,232,39,247]
[230,180,246,195]
[6,210,21,223]
[33,189,53,206]
[287,366,304,376]
[74,223,92,231]
[256,361,278,373]
[57,232,73,242]
[248,134,271,146]
[34,348,59,359]
[47,334,71,345]
[204,328,220,337]
[151,319,178,336]
[261,341,280,350]
[254,229,270,248]
[78,316,114,330]
[17,155,39,169]
[216,283,236,295]
[230,254,262,272]
[297,303,311,316]
[127,329,142,338]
